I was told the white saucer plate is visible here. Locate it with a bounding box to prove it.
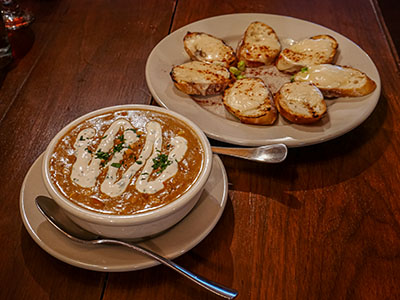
[20,154,228,272]
[145,13,381,147]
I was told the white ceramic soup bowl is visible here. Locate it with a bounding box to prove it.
[42,104,212,240]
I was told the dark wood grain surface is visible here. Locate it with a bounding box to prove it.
[1,0,399,299]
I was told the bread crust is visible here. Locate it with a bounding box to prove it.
[225,105,278,125]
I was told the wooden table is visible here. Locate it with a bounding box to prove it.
[1,0,399,299]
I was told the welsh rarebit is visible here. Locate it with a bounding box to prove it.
[170,61,231,96]
[237,22,281,67]
[183,32,236,67]
[276,35,338,73]
[293,64,376,98]
[275,82,327,124]
[223,77,277,125]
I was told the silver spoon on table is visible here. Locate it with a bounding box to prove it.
[211,143,288,163]
[35,196,238,299]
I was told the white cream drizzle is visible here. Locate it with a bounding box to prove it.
[71,128,97,187]
[71,119,136,188]
[71,119,188,197]
[136,136,188,194]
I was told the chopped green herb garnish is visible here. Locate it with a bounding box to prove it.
[117,134,125,142]
[301,67,308,73]
[141,172,149,175]
[101,135,108,139]
[290,75,295,82]
[125,128,137,133]
[136,160,143,164]
[111,163,121,168]
[152,153,172,174]
[95,151,110,161]
[85,148,93,154]
[79,136,85,141]
[113,143,124,153]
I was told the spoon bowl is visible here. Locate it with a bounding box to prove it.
[35,196,238,299]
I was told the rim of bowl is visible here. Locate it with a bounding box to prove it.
[42,104,212,226]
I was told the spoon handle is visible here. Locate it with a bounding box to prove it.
[211,143,287,163]
[98,239,238,299]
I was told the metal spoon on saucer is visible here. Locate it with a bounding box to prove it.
[35,196,238,299]
[211,143,288,163]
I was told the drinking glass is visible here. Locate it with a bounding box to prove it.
[1,0,34,30]
[0,13,12,68]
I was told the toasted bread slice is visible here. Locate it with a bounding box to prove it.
[293,64,377,98]
[275,82,326,124]
[237,22,281,67]
[223,77,277,125]
[170,61,231,96]
[183,32,236,67]
[276,35,338,73]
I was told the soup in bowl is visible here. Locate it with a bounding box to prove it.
[42,105,212,239]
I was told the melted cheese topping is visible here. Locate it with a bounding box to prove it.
[173,61,230,84]
[245,24,280,50]
[294,64,367,89]
[224,78,270,116]
[184,33,234,66]
[71,120,188,197]
[277,38,334,72]
[241,22,281,64]
[280,82,324,116]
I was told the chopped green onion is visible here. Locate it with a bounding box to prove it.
[237,60,246,71]
[229,66,241,76]
[111,163,121,168]
[300,67,308,73]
